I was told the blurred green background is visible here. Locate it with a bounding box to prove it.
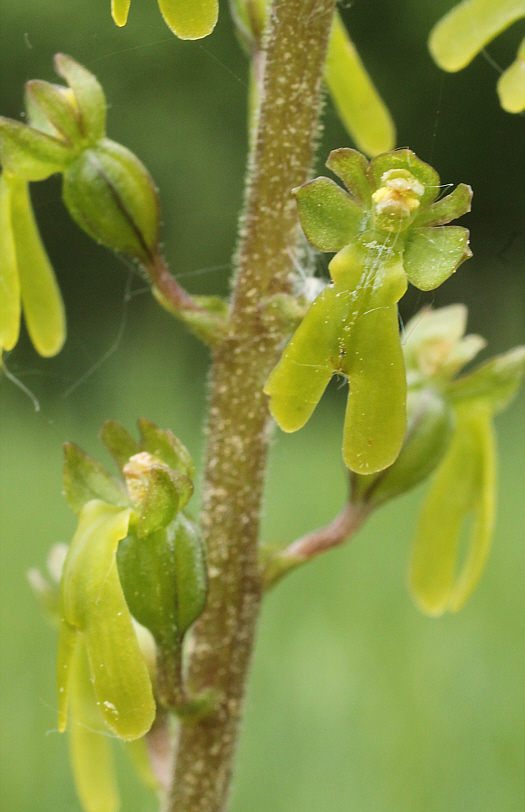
[0,1,524,810]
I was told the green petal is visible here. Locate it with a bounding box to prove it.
[138,418,195,479]
[8,177,66,356]
[111,0,131,27]
[497,38,525,113]
[369,149,441,208]
[294,177,363,253]
[157,0,219,39]
[54,54,106,144]
[0,117,72,180]
[126,738,158,791]
[325,13,396,157]
[264,285,347,432]
[137,466,192,537]
[325,148,372,206]
[429,0,524,72]
[100,420,140,472]
[57,617,79,732]
[342,302,407,473]
[413,183,472,227]
[449,345,525,412]
[60,500,156,740]
[403,226,471,291]
[25,81,82,147]
[63,442,131,515]
[410,404,494,615]
[68,637,120,812]
[0,174,21,351]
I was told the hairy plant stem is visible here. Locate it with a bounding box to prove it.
[167,1,336,810]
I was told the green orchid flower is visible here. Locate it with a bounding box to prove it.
[111,0,218,39]
[403,306,525,615]
[264,148,472,474]
[430,0,525,113]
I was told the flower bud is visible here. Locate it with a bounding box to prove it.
[117,512,207,652]
[62,138,160,264]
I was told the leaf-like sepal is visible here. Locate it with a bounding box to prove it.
[403,226,471,291]
[449,346,525,412]
[137,418,195,479]
[0,117,73,180]
[100,420,140,472]
[54,54,106,143]
[63,443,131,515]
[414,183,472,227]
[294,177,363,252]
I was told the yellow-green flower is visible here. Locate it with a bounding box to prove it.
[111,0,218,39]
[404,306,525,615]
[430,0,525,113]
[0,172,65,356]
[265,149,472,475]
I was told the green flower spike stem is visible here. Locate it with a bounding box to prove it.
[497,38,525,113]
[265,148,472,474]
[112,0,219,39]
[0,173,65,356]
[57,500,156,741]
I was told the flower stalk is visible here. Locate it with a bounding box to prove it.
[167,1,337,809]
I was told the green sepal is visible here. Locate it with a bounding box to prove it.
[413,183,472,228]
[403,226,472,291]
[448,346,525,413]
[67,636,120,812]
[326,148,372,206]
[172,512,208,634]
[58,501,155,739]
[138,418,196,480]
[0,174,20,351]
[9,177,66,356]
[294,177,363,252]
[137,466,193,538]
[100,419,140,473]
[157,0,219,39]
[111,0,131,27]
[429,0,524,73]
[54,54,106,144]
[351,388,455,507]
[410,402,495,615]
[369,149,440,210]
[63,442,131,515]
[25,81,83,147]
[497,38,525,113]
[325,12,395,157]
[0,117,73,180]
[117,512,207,646]
[62,139,160,264]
